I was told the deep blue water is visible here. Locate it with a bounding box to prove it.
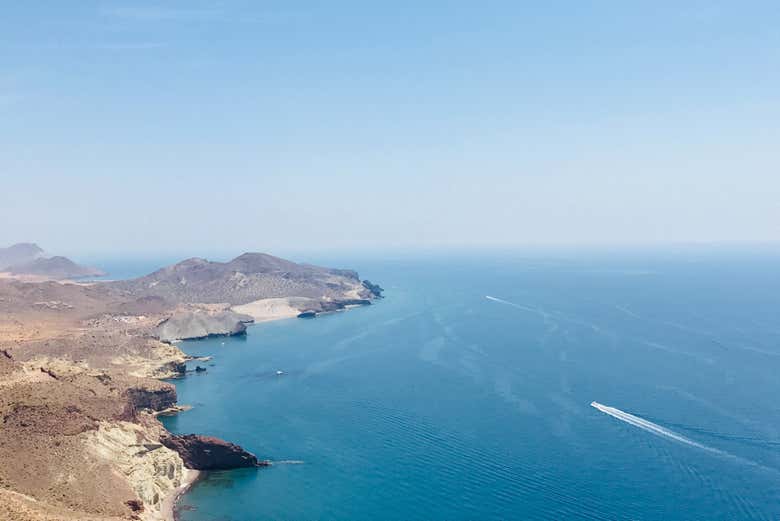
[161,250,780,520]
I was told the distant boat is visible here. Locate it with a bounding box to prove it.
[276,370,284,375]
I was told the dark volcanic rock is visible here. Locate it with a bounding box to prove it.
[160,434,269,470]
[362,280,384,298]
[319,299,371,312]
[165,360,187,377]
[125,499,144,513]
[296,298,372,318]
[340,298,372,306]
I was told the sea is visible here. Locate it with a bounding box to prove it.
[104,248,780,520]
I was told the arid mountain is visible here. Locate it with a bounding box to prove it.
[111,252,374,305]
[0,242,45,269]
[8,256,106,280]
[0,243,105,280]
[0,250,381,521]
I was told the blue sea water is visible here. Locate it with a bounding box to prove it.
[160,249,780,520]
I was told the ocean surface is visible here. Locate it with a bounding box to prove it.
[155,249,780,520]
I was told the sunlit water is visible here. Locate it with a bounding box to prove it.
[160,250,780,520]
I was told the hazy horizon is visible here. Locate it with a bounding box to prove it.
[3,2,779,254]
[6,241,780,272]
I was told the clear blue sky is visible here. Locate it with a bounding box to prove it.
[2,1,779,256]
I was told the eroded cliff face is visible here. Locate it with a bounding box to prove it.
[125,384,178,415]
[155,308,252,342]
[0,352,190,521]
[0,341,262,521]
[85,419,195,521]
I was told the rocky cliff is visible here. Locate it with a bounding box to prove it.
[155,309,252,342]
[124,383,178,415]
[86,420,191,521]
[160,434,268,470]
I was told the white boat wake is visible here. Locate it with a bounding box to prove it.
[591,401,720,454]
[591,401,777,475]
[485,296,540,314]
[485,295,561,336]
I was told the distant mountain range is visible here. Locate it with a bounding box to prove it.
[0,243,45,268]
[0,243,105,279]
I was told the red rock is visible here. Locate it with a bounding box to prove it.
[160,433,268,470]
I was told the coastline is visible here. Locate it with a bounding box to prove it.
[158,310,314,519]
[157,293,382,520]
[0,253,381,521]
[162,468,201,521]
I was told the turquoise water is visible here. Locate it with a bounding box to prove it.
[162,251,780,520]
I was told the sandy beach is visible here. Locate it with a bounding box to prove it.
[162,469,201,521]
[231,297,315,322]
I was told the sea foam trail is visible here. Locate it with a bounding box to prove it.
[485,296,541,314]
[485,296,561,337]
[591,402,718,453]
[591,402,778,475]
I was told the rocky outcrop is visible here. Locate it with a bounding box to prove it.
[362,279,384,298]
[86,420,193,520]
[125,384,177,414]
[296,299,372,318]
[155,310,253,342]
[160,433,269,470]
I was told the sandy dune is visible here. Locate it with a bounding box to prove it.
[231,297,315,322]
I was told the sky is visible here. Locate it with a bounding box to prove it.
[1,1,779,257]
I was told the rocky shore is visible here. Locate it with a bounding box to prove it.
[160,434,269,470]
[0,250,380,521]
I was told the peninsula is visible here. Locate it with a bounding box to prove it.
[0,245,381,521]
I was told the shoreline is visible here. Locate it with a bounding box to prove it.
[159,311,303,519]
[0,251,381,521]
[160,306,326,521]
[162,297,379,517]
[162,468,201,521]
